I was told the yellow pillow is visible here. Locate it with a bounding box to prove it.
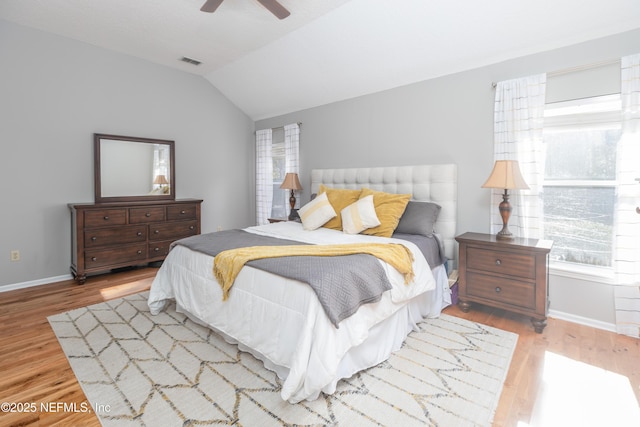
[318,184,362,230]
[359,188,411,237]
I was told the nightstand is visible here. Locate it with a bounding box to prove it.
[455,232,553,333]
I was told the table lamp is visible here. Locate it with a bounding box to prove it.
[481,160,529,240]
[280,172,302,220]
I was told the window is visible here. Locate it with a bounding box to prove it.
[270,139,288,218]
[543,94,622,267]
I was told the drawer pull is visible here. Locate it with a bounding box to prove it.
[495,286,502,293]
[154,230,160,234]
[137,250,143,255]
[180,210,186,215]
[91,236,97,241]
[103,216,109,220]
[91,257,97,262]
[145,212,151,217]
[154,247,160,252]
[137,232,143,236]
[495,259,501,266]
[189,225,195,230]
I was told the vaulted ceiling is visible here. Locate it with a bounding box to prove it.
[2,0,640,120]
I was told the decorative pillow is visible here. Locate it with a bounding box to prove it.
[318,184,362,230]
[340,195,381,234]
[395,201,442,237]
[298,192,337,230]
[359,188,411,238]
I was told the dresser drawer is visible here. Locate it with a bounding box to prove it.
[85,244,147,268]
[84,209,127,228]
[129,206,165,223]
[467,271,536,310]
[167,204,198,220]
[467,246,535,280]
[84,226,147,248]
[148,240,172,258]
[149,220,198,241]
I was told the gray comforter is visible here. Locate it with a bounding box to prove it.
[172,230,394,327]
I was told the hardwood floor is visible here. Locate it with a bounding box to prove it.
[1,268,638,426]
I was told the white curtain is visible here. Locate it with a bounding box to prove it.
[491,74,547,239]
[613,53,640,338]
[284,123,301,208]
[255,129,273,225]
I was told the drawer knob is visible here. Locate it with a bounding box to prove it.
[495,286,502,293]
[103,216,109,220]
[154,247,160,252]
[137,231,142,236]
[137,250,142,255]
[154,230,159,234]
[145,212,151,217]
[189,225,194,230]
[180,210,186,215]
[91,257,97,261]
[495,259,501,266]
[91,236,97,241]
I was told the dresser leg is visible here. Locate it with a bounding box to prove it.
[458,300,471,313]
[74,274,87,285]
[531,317,547,333]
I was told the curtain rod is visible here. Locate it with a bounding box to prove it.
[491,58,620,88]
[256,122,302,133]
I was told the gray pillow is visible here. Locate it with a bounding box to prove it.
[395,201,441,237]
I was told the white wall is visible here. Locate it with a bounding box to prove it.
[0,20,255,288]
[256,29,640,328]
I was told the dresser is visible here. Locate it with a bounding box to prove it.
[455,232,553,333]
[69,199,202,284]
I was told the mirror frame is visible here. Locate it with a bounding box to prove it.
[94,133,176,203]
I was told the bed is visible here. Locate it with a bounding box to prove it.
[147,164,458,403]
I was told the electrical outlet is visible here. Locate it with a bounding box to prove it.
[10,250,20,261]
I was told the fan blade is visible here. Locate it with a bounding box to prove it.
[200,0,224,13]
[256,0,290,19]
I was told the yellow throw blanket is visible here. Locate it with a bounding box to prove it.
[214,243,415,300]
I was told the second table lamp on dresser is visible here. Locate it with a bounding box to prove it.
[482,160,529,240]
[280,172,302,220]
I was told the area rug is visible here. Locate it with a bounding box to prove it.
[48,292,518,426]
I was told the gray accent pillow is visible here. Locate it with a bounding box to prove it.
[395,201,441,237]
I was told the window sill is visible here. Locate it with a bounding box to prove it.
[549,261,615,284]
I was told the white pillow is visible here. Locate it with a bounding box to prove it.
[298,192,337,230]
[341,194,381,234]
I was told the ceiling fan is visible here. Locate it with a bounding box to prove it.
[200,0,291,20]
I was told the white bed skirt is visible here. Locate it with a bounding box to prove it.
[148,232,451,402]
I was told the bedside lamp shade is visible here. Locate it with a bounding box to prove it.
[482,160,529,239]
[280,173,303,220]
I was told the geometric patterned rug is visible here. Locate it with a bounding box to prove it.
[48,292,518,427]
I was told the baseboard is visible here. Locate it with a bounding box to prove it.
[549,309,617,333]
[0,274,73,293]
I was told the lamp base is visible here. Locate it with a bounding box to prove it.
[496,227,513,240]
[496,189,514,240]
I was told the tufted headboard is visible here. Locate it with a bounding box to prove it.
[311,164,458,263]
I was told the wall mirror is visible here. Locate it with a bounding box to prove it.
[94,133,175,203]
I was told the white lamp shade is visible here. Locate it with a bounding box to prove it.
[280,173,302,190]
[481,160,529,190]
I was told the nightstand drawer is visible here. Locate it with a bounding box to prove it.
[467,247,535,279]
[467,272,536,310]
